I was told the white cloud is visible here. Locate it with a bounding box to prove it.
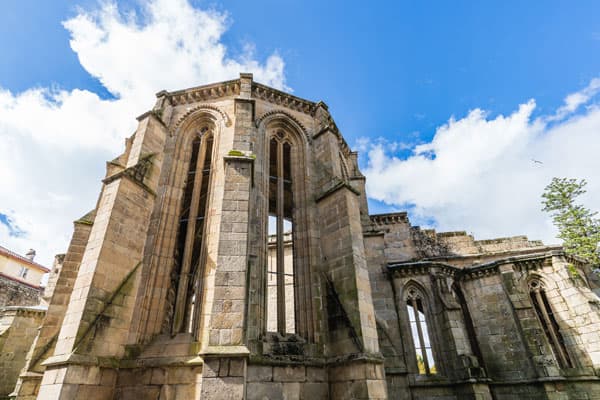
[0,0,287,268]
[548,77,600,121]
[363,78,600,245]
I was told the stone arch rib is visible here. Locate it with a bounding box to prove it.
[255,110,310,143]
[171,104,231,136]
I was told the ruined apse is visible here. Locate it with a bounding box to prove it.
[11,74,600,400]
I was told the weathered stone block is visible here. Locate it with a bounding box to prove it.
[273,366,306,382]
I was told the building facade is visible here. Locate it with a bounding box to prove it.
[0,246,49,308]
[12,74,600,399]
[0,247,52,399]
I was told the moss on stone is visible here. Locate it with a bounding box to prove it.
[227,150,246,157]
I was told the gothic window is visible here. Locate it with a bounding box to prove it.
[266,132,296,335]
[405,286,437,375]
[172,128,213,336]
[529,279,573,368]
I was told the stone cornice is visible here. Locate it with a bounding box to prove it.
[388,261,460,278]
[157,79,318,117]
[155,77,356,157]
[252,82,316,115]
[370,212,410,225]
[423,245,562,264]
[388,250,572,281]
[1,305,47,316]
[162,79,241,106]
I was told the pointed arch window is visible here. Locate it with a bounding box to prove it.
[405,286,437,375]
[172,128,214,336]
[266,132,296,335]
[529,279,572,368]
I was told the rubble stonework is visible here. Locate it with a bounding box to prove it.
[11,74,600,399]
[0,275,42,308]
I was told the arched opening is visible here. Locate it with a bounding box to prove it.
[171,127,214,336]
[405,285,437,375]
[266,134,296,334]
[529,278,573,368]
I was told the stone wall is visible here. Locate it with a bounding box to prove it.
[0,275,42,308]
[0,307,45,398]
[246,364,328,400]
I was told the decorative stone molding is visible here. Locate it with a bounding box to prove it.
[255,109,310,142]
[461,265,501,281]
[370,212,410,225]
[252,83,316,115]
[513,258,547,272]
[164,80,240,106]
[388,252,569,282]
[388,262,459,278]
[171,104,232,134]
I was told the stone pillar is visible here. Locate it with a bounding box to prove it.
[35,114,166,399]
[199,87,255,398]
[14,213,94,400]
[314,128,387,399]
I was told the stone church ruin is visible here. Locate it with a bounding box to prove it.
[10,74,600,399]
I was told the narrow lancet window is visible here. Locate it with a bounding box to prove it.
[406,287,437,375]
[529,279,572,368]
[172,130,213,336]
[266,135,296,334]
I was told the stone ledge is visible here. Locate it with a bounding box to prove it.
[201,345,251,358]
[314,181,360,203]
[223,155,255,163]
[120,356,204,368]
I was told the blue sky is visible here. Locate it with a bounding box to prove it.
[4,1,599,136]
[1,0,599,266]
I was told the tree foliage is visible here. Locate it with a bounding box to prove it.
[542,178,600,266]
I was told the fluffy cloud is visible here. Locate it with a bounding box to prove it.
[363,78,600,245]
[0,0,287,269]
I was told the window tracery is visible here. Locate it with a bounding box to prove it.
[172,127,213,337]
[405,285,437,375]
[528,278,572,368]
[266,131,296,335]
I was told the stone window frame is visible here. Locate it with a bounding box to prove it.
[131,108,227,344]
[401,281,440,376]
[170,126,215,337]
[259,119,315,344]
[527,276,574,369]
[267,131,295,335]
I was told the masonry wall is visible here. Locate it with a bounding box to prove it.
[0,275,42,308]
[0,307,45,398]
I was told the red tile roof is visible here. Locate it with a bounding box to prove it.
[0,245,50,272]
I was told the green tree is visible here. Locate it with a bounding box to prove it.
[542,178,600,266]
